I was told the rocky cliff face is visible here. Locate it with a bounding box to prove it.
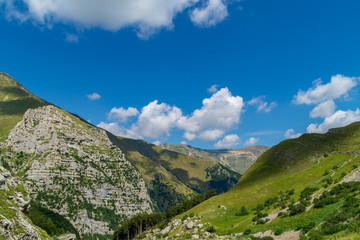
[0,164,51,240]
[5,105,153,237]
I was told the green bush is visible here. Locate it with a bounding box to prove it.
[264,196,278,207]
[244,229,251,235]
[274,229,283,236]
[206,225,216,233]
[300,187,318,200]
[314,192,337,208]
[289,201,307,216]
[308,230,323,240]
[235,206,249,216]
[301,222,316,233]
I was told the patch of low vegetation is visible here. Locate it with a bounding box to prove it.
[112,190,217,240]
[28,201,80,238]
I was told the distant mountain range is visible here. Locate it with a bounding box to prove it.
[160,143,269,174]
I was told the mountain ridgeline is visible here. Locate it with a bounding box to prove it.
[160,143,269,174]
[110,137,241,211]
[0,73,240,239]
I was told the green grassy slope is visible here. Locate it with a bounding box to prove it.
[110,137,241,211]
[0,73,48,141]
[174,121,360,238]
[160,143,269,174]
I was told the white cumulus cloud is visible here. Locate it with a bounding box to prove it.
[248,96,277,113]
[99,87,244,141]
[87,92,101,100]
[191,0,228,27]
[1,0,231,38]
[214,134,241,148]
[284,129,302,139]
[307,109,360,134]
[244,137,259,146]
[309,100,336,118]
[97,122,124,136]
[293,75,358,105]
[178,87,244,141]
[108,107,139,122]
[126,100,183,139]
[198,129,224,141]
[183,132,197,141]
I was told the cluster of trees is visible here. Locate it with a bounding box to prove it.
[112,190,218,240]
[28,201,80,238]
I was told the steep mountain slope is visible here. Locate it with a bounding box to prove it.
[0,73,47,141]
[142,122,360,239]
[160,143,269,174]
[0,164,52,240]
[3,105,154,239]
[111,137,241,211]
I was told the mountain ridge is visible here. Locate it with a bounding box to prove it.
[160,143,269,174]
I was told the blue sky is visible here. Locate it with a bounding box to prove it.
[1,0,360,148]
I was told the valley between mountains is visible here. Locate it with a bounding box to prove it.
[1,72,360,240]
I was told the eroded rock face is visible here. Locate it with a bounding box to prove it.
[6,105,153,237]
[0,166,49,240]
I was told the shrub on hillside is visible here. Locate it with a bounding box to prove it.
[300,187,318,200]
[289,202,307,216]
[244,229,251,235]
[206,225,216,233]
[235,206,249,216]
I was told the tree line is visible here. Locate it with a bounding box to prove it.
[112,189,218,240]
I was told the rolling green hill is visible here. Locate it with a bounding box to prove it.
[110,137,241,211]
[139,122,360,239]
[160,143,269,174]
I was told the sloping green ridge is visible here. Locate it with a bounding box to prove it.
[178,121,360,236]
[111,137,241,211]
[160,143,269,174]
[0,73,48,141]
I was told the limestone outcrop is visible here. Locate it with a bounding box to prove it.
[5,105,153,237]
[0,165,51,240]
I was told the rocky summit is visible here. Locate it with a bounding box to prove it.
[3,105,153,238]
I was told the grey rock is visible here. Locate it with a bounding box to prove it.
[5,105,154,236]
[185,221,195,230]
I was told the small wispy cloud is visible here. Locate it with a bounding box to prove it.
[248,96,277,113]
[207,84,219,93]
[65,33,79,43]
[87,93,101,100]
[245,130,282,136]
